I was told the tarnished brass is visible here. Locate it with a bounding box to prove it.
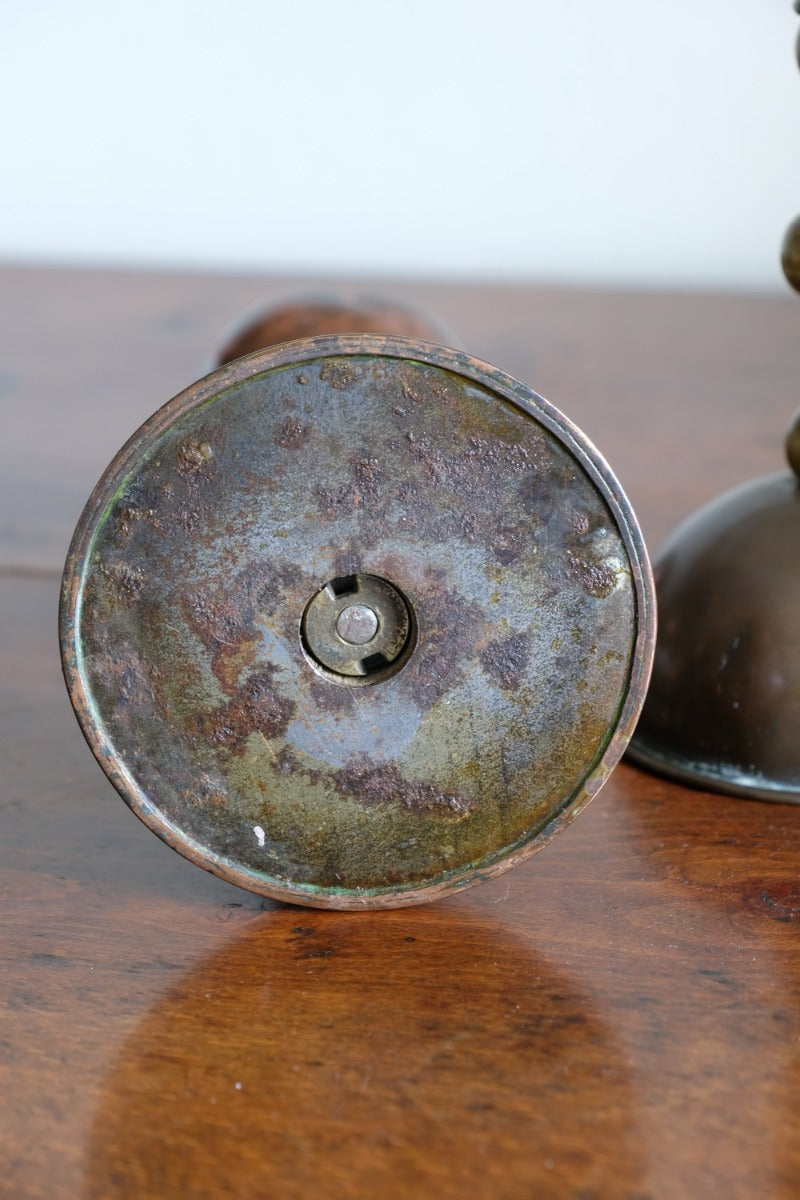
[301,572,416,684]
[218,297,450,364]
[781,216,800,295]
[630,8,800,805]
[60,303,655,909]
[628,413,800,802]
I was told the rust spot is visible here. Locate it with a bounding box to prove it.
[204,666,295,752]
[567,552,618,599]
[410,571,487,699]
[315,453,384,518]
[399,374,449,406]
[211,638,259,696]
[403,431,449,483]
[181,559,309,692]
[462,434,532,474]
[174,506,205,533]
[182,590,242,652]
[319,361,360,390]
[336,763,475,818]
[99,562,144,602]
[316,488,345,520]
[568,509,591,537]
[115,505,156,538]
[354,455,382,487]
[87,647,161,720]
[176,440,214,476]
[307,677,360,715]
[480,632,532,691]
[275,416,309,449]
[492,524,527,567]
[397,425,545,564]
[183,777,229,810]
[147,429,222,536]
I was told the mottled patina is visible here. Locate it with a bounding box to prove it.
[60,336,654,908]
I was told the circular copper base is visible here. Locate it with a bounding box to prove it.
[61,336,654,907]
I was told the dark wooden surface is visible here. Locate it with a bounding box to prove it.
[3,265,800,1199]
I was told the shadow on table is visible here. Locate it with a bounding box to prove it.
[84,903,645,1200]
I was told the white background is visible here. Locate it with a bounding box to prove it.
[2,2,799,290]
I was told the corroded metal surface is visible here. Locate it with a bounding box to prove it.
[60,336,655,908]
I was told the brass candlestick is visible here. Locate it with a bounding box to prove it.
[628,6,800,803]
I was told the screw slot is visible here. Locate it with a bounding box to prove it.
[327,574,358,598]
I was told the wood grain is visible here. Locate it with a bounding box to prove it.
[3,266,800,1199]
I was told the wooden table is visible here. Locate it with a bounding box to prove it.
[3,265,800,1199]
